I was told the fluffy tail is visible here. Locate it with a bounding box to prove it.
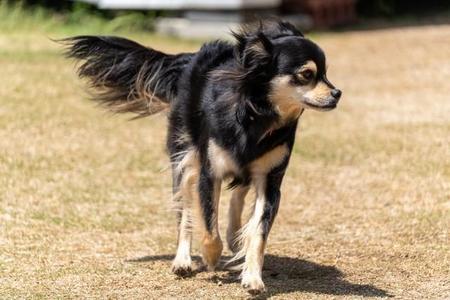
[61,36,193,118]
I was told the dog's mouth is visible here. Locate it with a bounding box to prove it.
[302,100,337,111]
[300,89,341,111]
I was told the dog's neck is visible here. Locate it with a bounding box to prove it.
[257,108,304,144]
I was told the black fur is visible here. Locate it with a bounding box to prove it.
[62,35,193,117]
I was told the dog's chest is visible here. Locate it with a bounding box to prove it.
[249,144,289,176]
[208,141,239,178]
[208,140,288,179]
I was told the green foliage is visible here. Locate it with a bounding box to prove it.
[106,11,156,32]
[0,1,55,31]
[0,0,157,34]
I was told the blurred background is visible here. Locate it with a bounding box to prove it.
[1,0,449,36]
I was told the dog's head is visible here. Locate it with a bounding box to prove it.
[270,38,341,111]
[231,21,341,122]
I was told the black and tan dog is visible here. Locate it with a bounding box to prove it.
[63,21,341,294]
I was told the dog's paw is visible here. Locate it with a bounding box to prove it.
[171,259,193,277]
[241,273,266,295]
[201,235,223,271]
[201,258,221,272]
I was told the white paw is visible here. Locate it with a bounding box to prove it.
[171,257,192,277]
[241,272,266,295]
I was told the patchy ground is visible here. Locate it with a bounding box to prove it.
[0,24,449,299]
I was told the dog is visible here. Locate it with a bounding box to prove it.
[62,20,341,294]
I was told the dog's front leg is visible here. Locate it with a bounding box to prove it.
[198,165,223,270]
[241,170,284,294]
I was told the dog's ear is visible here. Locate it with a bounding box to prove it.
[241,32,273,68]
[232,27,273,70]
[277,21,304,37]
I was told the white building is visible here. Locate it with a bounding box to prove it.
[77,0,281,10]
[76,0,311,38]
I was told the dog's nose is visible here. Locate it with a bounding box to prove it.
[331,89,342,100]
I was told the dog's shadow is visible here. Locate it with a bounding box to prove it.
[127,254,391,298]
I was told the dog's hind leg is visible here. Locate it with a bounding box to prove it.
[171,162,193,277]
[172,205,193,276]
[226,185,250,253]
[198,166,223,271]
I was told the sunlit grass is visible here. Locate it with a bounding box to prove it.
[0,6,449,298]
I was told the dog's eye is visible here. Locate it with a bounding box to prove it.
[301,70,314,81]
[291,69,315,86]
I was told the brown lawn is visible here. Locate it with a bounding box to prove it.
[0,24,449,299]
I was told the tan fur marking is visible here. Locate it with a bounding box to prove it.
[304,81,333,102]
[200,179,223,270]
[250,144,289,176]
[227,185,250,253]
[297,60,317,78]
[269,76,304,123]
[247,40,267,57]
[201,232,224,270]
[174,132,191,147]
[208,140,239,179]
[269,60,318,122]
[173,150,200,204]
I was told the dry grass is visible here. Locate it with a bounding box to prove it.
[0,24,449,299]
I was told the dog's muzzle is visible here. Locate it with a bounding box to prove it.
[323,88,342,109]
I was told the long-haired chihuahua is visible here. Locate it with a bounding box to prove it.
[62,20,341,294]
